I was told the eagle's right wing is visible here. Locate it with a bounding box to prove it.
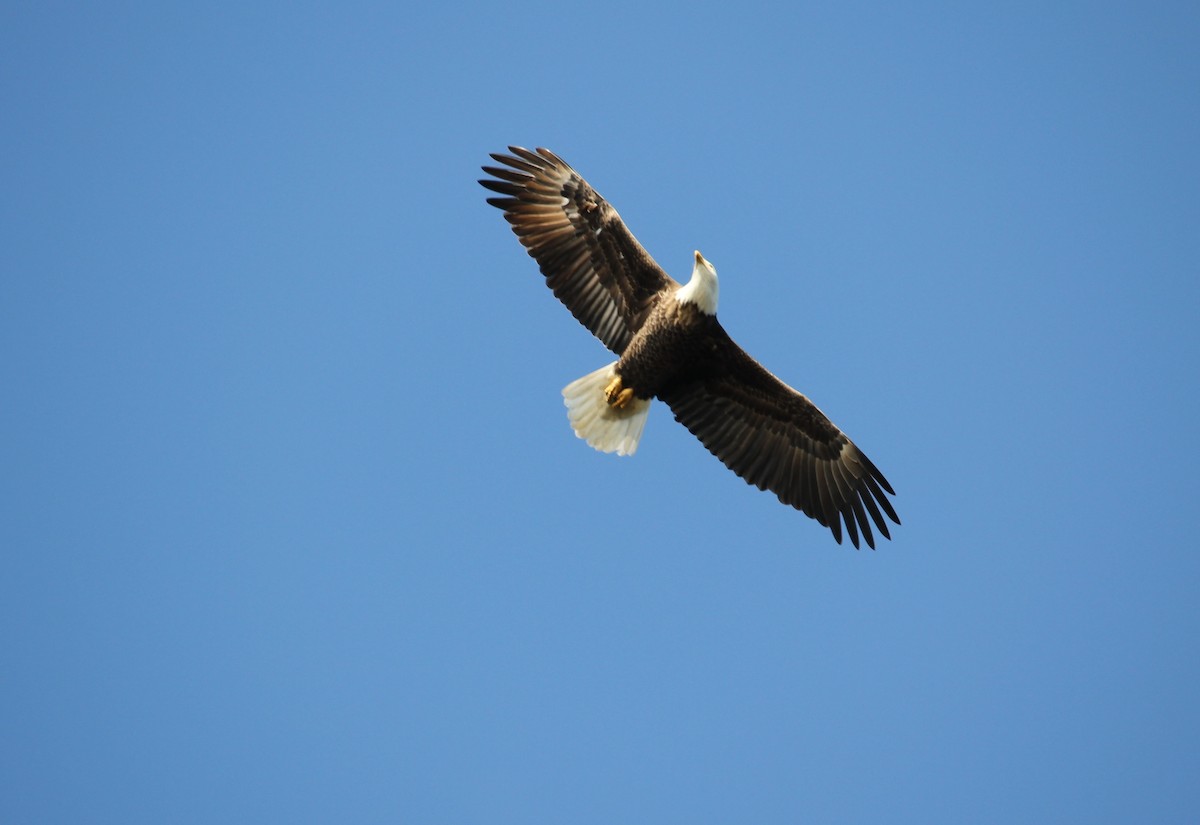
[481,147,679,354]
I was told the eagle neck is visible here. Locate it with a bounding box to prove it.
[675,263,719,316]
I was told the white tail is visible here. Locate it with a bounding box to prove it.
[561,362,651,457]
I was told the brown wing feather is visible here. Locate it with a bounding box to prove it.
[659,338,900,549]
[480,147,678,354]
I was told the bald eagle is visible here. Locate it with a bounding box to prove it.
[480,147,899,549]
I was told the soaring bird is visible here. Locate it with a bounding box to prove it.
[480,146,899,548]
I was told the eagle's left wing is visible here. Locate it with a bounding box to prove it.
[659,336,900,549]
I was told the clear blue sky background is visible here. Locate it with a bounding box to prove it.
[3,2,1198,823]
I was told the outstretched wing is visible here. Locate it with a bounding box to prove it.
[659,336,900,549]
[480,147,678,354]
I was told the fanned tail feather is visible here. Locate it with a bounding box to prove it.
[562,362,650,457]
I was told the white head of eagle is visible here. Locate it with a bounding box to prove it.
[674,250,719,316]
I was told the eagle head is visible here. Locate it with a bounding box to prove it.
[676,250,719,315]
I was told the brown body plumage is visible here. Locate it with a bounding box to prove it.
[617,297,717,400]
[480,146,900,548]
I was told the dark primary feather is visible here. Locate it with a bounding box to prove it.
[659,335,900,549]
[479,147,678,354]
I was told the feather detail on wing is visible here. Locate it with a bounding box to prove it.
[659,340,900,549]
[480,147,678,354]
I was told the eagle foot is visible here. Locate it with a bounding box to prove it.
[604,374,636,410]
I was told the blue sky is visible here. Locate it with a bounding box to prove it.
[3,2,1198,822]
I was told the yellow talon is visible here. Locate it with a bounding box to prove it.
[603,373,637,409]
[604,374,624,403]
